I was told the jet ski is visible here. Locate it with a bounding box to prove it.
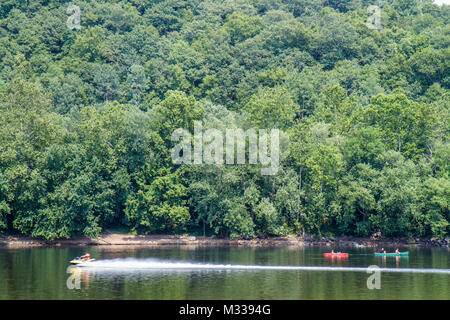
[70,258,95,264]
[70,257,95,264]
[70,256,95,265]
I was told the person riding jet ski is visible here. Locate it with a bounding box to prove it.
[80,252,91,261]
[70,252,95,265]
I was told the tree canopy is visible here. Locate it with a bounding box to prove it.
[0,0,448,240]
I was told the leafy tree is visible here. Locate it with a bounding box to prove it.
[364,93,438,159]
[47,73,90,114]
[311,11,359,69]
[273,168,305,234]
[146,0,193,34]
[93,64,120,102]
[335,174,376,236]
[125,167,190,233]
[418,177,449,238]
[409,48,448,90]
[0,0,448,240]
[315,85,362,135]
[126,64,148,106]
[245,86,298,129]
[222,197,256,239]
[70,26,106,62]
[255,197,281,236]
[342,127,386,169]
[223,13,264,44]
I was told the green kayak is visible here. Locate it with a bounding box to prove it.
[374,252,409,256]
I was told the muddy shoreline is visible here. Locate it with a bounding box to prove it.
[0,232,448,248]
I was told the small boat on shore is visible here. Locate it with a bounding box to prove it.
[374,252,408,257]
[323,252,349,258]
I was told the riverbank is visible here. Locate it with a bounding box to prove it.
[0,231,448,248]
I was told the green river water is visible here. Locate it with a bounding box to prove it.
[0,245,448,299]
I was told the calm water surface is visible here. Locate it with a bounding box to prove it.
[0,246,448,299]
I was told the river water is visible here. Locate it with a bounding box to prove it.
[0,246,448,299]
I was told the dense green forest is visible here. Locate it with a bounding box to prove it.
[0,0,448,240]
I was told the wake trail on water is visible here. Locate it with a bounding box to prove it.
[76,258,450,274]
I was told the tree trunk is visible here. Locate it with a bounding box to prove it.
[299,166,302,191]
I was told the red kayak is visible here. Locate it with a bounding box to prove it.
[323,252,349,258]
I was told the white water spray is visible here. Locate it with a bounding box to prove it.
[76,258,450,274]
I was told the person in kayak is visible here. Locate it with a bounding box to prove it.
[395,249,400,254]
[379,248,386,254]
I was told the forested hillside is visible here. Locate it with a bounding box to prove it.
[0,0,448,240]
